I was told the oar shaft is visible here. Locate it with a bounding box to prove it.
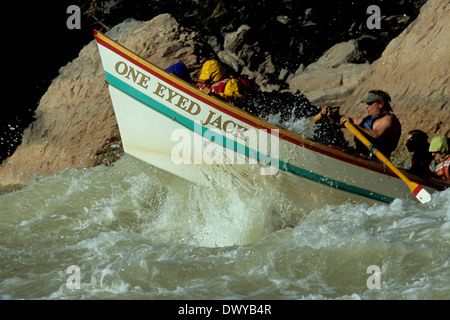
[314,113,323,122]
[344,122,408,181]
[343,120,431,203]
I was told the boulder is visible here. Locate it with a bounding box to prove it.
[338,0,450,161]
[1,0,448,189]
[288,40,371,104]
[0,15,213,190]
[288,0,449,162]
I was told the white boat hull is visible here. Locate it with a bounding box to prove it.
[95,31,447,211]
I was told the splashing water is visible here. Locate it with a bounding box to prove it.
[0,153,448,300]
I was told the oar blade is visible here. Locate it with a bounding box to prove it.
[411,183,432,204]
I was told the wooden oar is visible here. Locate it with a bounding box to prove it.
[306,112,323,128]
[343,120,432,204]
[308,106,340,126]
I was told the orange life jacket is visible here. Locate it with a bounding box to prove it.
[429,155,450,181]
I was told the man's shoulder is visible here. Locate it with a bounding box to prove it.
[379,113,401,125]
[375,113,396,124]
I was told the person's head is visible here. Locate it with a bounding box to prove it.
[361,90,392,116]
[198,59,229,85]
[406,129,429,153]
[428,134,449,161]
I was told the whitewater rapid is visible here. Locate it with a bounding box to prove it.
[0,155,449,300]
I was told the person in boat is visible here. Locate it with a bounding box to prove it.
[336,90,402,159]
[428,134,450,181]
[405,129,434,177]
[165,62,194,84]
[313,105,351,150]
[195,59,251,108]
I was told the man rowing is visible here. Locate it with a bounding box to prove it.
[322,90,402,160]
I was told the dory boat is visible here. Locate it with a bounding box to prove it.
[94,31,448,211]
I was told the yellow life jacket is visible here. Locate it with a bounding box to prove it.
[211,78,249,107]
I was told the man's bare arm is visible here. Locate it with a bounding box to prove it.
[357,115,396,139]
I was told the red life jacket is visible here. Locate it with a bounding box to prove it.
[210,78,230,94]
[210,78,251,94]
[198,78,250,107]
[429,155,450,181]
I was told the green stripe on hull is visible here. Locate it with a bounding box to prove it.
[105,72,394,204]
